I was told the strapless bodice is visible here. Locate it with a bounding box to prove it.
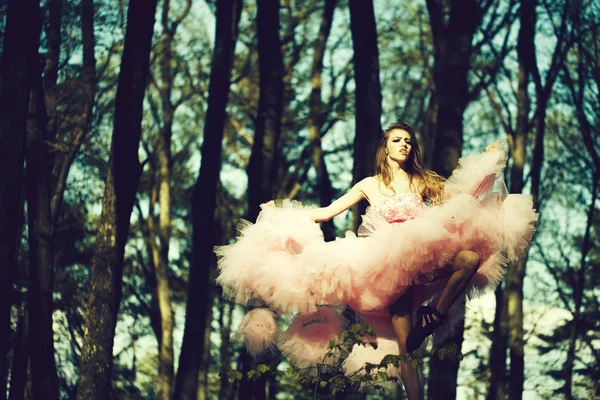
[371,193,425,224]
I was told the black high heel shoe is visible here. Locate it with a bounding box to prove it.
[405,306,447,353]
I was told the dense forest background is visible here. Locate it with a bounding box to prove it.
[0,0,598,399]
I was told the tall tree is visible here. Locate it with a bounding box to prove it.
[0,0,41,394]
[486,1,536,398]
[148,1,193,397]
[174,0,243,398]
[26,60,60,400]
[308,0,337,240]
[484,1,573,398]
[426,0,484,177]
[76,0,158,397]
[504,1,536,398]
[246,0,285,221]
[7,305,28,400]
[239,0,286,397]
[25,0,97,396]
[425,0,484,398]
[348,0,383,224]
[551,2,598,397]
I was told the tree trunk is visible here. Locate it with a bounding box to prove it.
[348,0,383,225]
[428,313,465,400]
[309,0,336,240]
[246,0,285,220]
[26,60,60,400]
[489,2,536,399]
[506,4,536,398]
[507,1,572,397]
[239,1,285,398]
[8,305,28,400]
[561,11,600,397]
[0,0,41,394]
[564,177,597,399]
[174,0,242,398]
[426,0,482,177]
[75,0,158,398]
[425,1,482,398]
[197,304,213,400]
[486,284,508,400]
[153,1,185,396]
[219,300,234,400]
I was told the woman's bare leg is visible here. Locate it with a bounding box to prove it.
[435,250,480,315]
[406,250,481,353]
[390,289,423,400]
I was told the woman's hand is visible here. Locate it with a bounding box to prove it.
[308,208,326,222]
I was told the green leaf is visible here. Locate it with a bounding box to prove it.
[257,364,270,374]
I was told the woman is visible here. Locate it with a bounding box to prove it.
[215,122,536,399]
[306,122,501,398]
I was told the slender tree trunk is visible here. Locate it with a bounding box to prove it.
[240,1,285,398]
[8,305,28,400]
[309,0,336,240]
[491,2,536,399]
[0,1,41,394]
[425,1,482,398]
[152,2,195,396]
[154,132,175,400]
[488,1,572,398]
[425,0,482,177]
[561,12,600,396]
[246,0,285,220]
[197,303,213,400]
[140,192,166,346]
[76,0,158,398]
[26,61,60,400]
[219,300,234,400]
[428,315,465,400]
[506,2,562,398]
[486,284,508,400]
[564,177,596,399]
[154,1,176,394]
[174,0,242,398]
[505,14,533,395]
[348,0,383,224]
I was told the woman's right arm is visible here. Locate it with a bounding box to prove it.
[309,179,368,222]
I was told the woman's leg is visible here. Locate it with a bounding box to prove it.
[390,289,423,400]
[406,250,481,352]
[435,250,480,315]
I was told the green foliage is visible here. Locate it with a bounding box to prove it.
[225,323,463,398]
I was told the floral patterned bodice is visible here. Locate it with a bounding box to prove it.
[372,193,425,224]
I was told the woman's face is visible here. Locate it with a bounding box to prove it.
[385,129,412,165]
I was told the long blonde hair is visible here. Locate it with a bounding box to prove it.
[375,122,445,204]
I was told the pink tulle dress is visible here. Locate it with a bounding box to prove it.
[215,148,538,373]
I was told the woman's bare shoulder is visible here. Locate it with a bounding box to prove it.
[355,176,379,189]
[353,176,381,200]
